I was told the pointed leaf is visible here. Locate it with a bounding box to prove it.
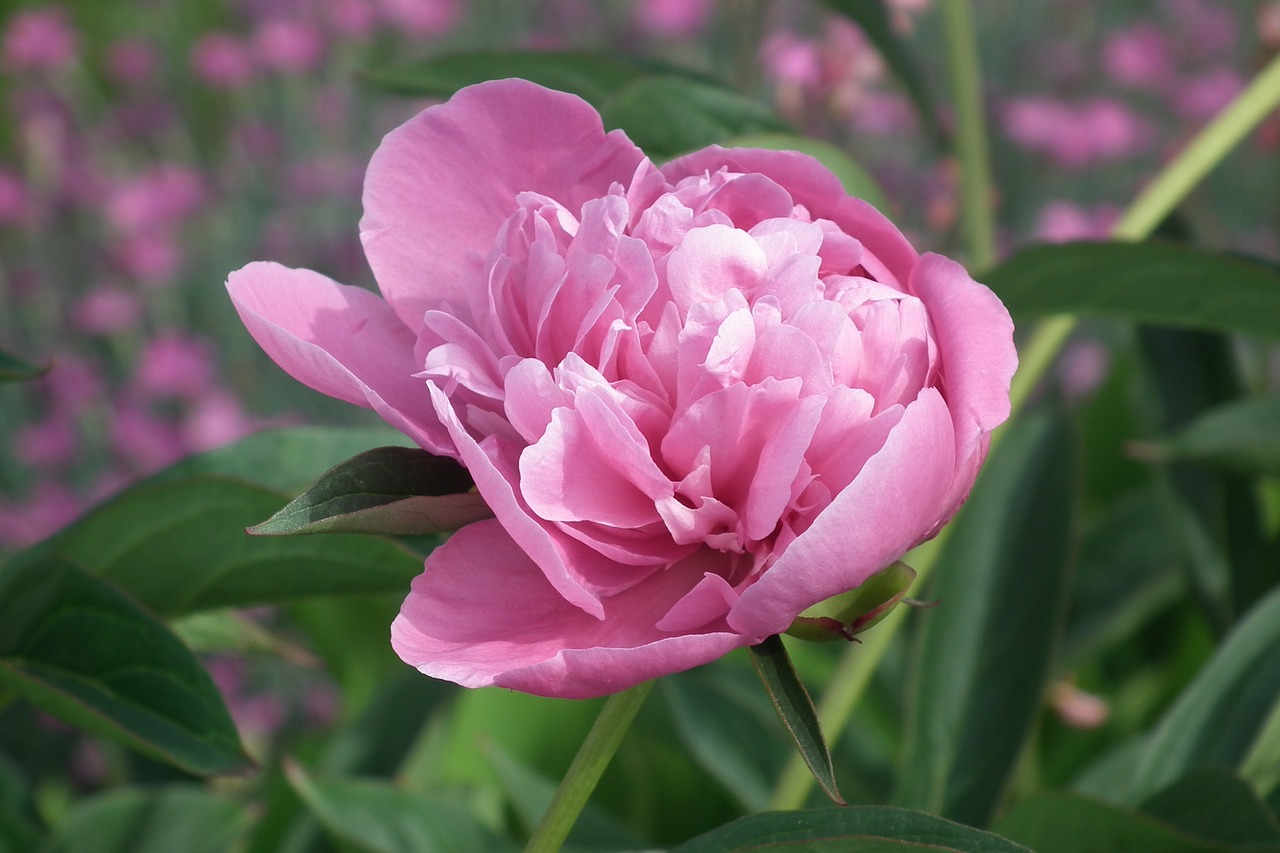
[985,242,1280,338]
[0,554,251,776]
[1138,396,1280,477]
[285,760,517,853]
[817,0,944,145]
[359,49,647,106]
[1139,768,1280,846]
[995,790,1279,853]
[721,132,892,213]
[749,635,844,805]
[249,445,492,537]
[672,806,1032,853]
[23,476,422,617]
[896,409,1077,826]
[0,347,47,382]
[1117,585,1280,803]
[600,76,791,160]
[787,560,916,642]
[43,786,250,853]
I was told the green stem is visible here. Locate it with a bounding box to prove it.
[523,681,654,853]
[766,46,1280,812]
[940,0,997,271]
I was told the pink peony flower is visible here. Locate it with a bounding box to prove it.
[227,80,1016,699]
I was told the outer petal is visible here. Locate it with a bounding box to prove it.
[361,79,652,330]
[662,146,918,288]
[728,387,956,637]
[910,253,1017,517]
[392,520,755,699]
[226,262,450,453]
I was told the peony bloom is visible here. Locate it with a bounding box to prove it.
[228,80,1016,699]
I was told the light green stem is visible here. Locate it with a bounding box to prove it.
[940,0,997,271]
[523,681,653,853]
[767,38,1280,816]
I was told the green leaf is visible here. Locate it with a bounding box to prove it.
[1139,768,1280,846]
[249,446,492,537]
[720,132,892,213]
[145,425,412,495]
[995,790,1278,853]
[0,347,47,382]
[285,760,517,853]
[0,555,251,777]
[359,49,647,106]
[787,560,916,642]
[672,806,1032,852]
[1117,585,1280,804]
[22,476,422,618]
[601,77,790,160]
[663,664,789,811]
[896,409,1077,826]
[42,786,250,853]
[985,242,1280,338]
[748,635,844,805]
[816,0,944,145]
[1137,396,1280,477]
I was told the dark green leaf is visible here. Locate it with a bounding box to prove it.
[1115,585,1280,804]
[995,790,1278,853]
[748,635,844,805]
[1140,768,1280,846]
[817,0,944,145]
[672,806,1032,852]
[986,242,1280,338]
[600,77,790,160]
[359,49,647,106]
[0,348,47,382]
[0,555,250,777]
[285,760,517,853]
[42,786,249,853]
[249,446,491,537]
[1138,396,1280,477]
[22,476,422,618]
[896,410,1077,826]
[721,132,892,213]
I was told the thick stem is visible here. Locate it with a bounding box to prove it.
[522,681,654,853]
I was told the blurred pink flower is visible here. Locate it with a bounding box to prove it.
[106,38,158,85]
[324,0,379,40]
[134,333,214,401]
[109,401,186,472]
[14,415,79,469]
[1172,66,1244,123]
[1001,96,1151,167]
[252,18,327,75]
[113,232,183,286]
[760,32,821,87]
[634,0,716,38]
[183,390,260,451]
[72,284,143,335]
[376,0,460,38]
[1057,338,1110,402]
[105,165,206,235]
[44,356,105,414]
[0,169,30,226]
[191,32,257,89]
[1033,201,1120,243]
[2,7,78,73]
[1164,0,1237,58]
[849,90,915,135]
[1050,679,1110,729]
[1102,23,1174,89]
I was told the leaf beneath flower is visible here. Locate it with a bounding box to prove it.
[249,446,493,537]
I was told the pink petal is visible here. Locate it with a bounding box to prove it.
[729,387,956,636]
[392,520,753,698]
[666,223,767,309]
[361,79,651,331]
[226,262,449,453]
[663,146,918,288]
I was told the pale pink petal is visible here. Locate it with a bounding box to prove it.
[666,223,767,309]
[226,262,449,453]
[361,79,651,330]
[392,521,753,698]
[663,146,918,287]
[729,387,956,636]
